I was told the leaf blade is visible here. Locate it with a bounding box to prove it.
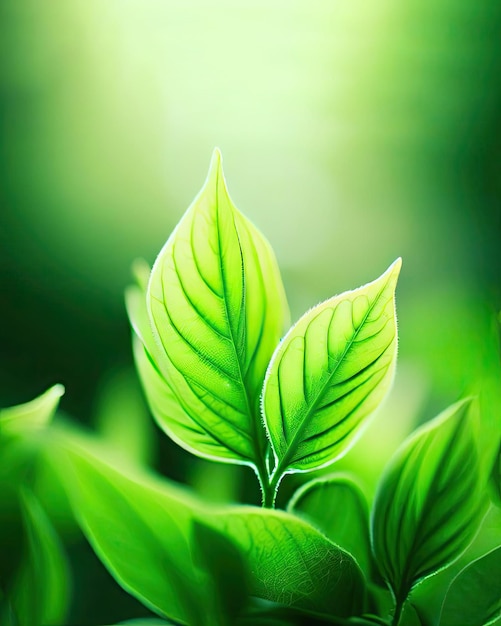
[439,545,501,626]
[263,259,401,474]
[139,150,288,467]
[52,434,365,622]
[371,398,488,602]
[288,474,373,577]
[0,385,64,436]
[10,490,70,626]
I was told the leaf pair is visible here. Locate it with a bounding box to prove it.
[127,150,401,500]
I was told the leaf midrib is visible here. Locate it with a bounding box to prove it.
[214,171,267,467]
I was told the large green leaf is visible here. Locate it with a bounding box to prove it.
[288,475,372,577]
[135,150,289,471]
[0,385,64,436]
[9,490,70,626]
[51,437,365,623]
[192,519,249,625]
[371,398,488,604]
[439,545,501,626]
[263,259,400,476]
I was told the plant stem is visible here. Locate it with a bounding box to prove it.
[260,468,283,508]
[391,597,405,626]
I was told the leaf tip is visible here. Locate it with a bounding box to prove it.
[51,383,65,399]
[388,256,402,278]
[208,147,224,179]
[377,257,402,293]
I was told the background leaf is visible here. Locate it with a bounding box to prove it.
[288,474,373,578]
[439,545,501,626]
[263,259,400,475]
[144,149,289,469]
[9,490,70,626]
[490,439,501,508]
[51,435,365,623]
[192,519,249,625]
[0,385,64,437]
[371,398,488,603]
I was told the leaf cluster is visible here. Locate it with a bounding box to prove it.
[0,151,500,626]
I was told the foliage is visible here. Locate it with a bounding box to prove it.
[0,152,499,625]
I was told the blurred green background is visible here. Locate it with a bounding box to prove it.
[1,0,501,623]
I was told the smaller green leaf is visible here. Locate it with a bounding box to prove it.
[371,398,488,604]
[0,385,64,436]
[10,490,70,626]
[263,259,401,478]
[439,545,501,626]
[288,474,372,577]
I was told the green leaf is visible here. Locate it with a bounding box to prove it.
[192,519,249,624]
[371,398,488,603]
[115,621,173,625]
[52,437,365,623]
[288,474,372,577]
[0,385,64,436]
[439,545,501,626]
[142,149,289,470]
[10,490,70,626]
[215,507,365,617]
[126,283,200,462]
[263,259,401,476]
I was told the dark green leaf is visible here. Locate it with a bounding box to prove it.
[263,260,400,477]
[140,149,289,468]
[439,545,501,626]
[192,519,249,624]
[0,385,64,437]
[490,439,501,508]
[288,474,372,577]
[115,621,173,625]
[372,398,488,603]
[10,490,70,626]
[52,437,365,622]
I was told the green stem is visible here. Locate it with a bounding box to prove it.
[391,596,405,626]
[260,467,283,508]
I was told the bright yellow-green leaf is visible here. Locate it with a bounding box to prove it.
[372,398,488,604]
[0,385,64,436]
[263,259,401,475]
[126,282,209,462]
[141,149,289,469]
